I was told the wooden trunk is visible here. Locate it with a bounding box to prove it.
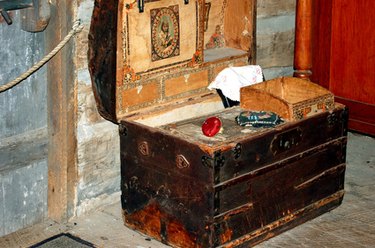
[119,105,347,247]
[88,0,348,247]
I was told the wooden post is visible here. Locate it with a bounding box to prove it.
[293,0,312,79]
[46,0,77,222]
[249,0,257,65]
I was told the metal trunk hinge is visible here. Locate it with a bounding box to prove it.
[214,151,225,168]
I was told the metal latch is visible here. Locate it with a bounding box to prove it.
[0,0,50,32]
[270,127,302,155]
[137,0,189,13]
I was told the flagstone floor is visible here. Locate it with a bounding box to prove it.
[1,132,374,247]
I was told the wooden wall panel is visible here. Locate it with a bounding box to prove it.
[310,0,333,89]
[297,0,375,135]
[46,0,77,221]
[330,0,375,104]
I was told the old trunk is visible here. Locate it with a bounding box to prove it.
[88,0,348,247]
[119,105,347,247]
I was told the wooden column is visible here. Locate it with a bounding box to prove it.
[46,0,77,222]
[293,0,312,79]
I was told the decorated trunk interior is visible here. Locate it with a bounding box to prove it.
[111,0,259,146]
[91,0,256,123]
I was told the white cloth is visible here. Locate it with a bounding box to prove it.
[208,65,263,102]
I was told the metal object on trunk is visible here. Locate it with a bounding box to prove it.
[271,127,302,155]
[176,155,190,169]
[138,141,150,156]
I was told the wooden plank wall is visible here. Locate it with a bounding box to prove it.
[46,0,77,221]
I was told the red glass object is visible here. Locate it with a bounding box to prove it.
[202,117,222,137]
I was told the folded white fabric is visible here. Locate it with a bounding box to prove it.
[208,65,263,102]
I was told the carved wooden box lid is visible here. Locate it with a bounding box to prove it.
[88,0,255,123]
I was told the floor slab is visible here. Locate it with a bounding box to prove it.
[1,132,374,247]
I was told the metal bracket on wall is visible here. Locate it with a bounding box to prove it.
[0,0,50,32]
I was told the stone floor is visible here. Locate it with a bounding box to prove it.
[1,132,374,247]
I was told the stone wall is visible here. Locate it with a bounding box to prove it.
[74,0,120,216]
[256,0,296,79]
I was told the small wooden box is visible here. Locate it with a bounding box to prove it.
[88,0,348,247]
[240,77,335,121]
